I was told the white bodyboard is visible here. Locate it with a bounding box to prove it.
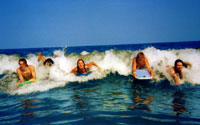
[136,69,152,80]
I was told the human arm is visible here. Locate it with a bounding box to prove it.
[54,52,58,57]
[29,65,36,83]
[144,58,155,78]
[38,52,46,63]
[86,61,102,70]
[184,61,192,69]
[70,67,78,74]
[170,68,181,85]
[16,68,25,86]
[132,58,137,78]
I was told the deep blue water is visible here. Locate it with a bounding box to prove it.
[0,41,200,56]
[0,41,200,124]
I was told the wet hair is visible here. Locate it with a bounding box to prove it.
[18,58,28,66]
[43,58,54,66]
[136,52,145,58]
[136,52,145,62]
[174,59,187,70]
[77,59,86,73]
[174,59,187,79]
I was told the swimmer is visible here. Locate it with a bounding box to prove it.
[132,52,155,78]
[167,59,192,85]
[16,58,36,86]
[70,59,102,75]
[38,52,54,67]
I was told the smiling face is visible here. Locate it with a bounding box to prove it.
[176,62,183,71]
[19,61,27,69]
[136,52,145,67]
[78,60,85,69]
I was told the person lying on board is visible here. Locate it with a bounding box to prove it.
[38,52,55,67]
[167,59,192,85]
[16,58,36,86]
[132,52,155,78]
[70,59,102,76]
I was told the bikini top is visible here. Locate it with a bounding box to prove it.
[77,70,91,76]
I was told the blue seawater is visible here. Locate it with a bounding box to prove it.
[0,41,200,124]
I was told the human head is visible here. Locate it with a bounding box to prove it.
[174,59,185,72]
[136,52,145,61]
[77,59,85,70]
[44,58,54,67]
[18,58,28,69]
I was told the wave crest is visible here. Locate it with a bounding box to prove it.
[0,47,200,95]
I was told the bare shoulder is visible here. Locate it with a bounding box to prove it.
[132,57,136,63]
[85,63,91,69]
[28,65,35,70]
[16,68,21,73]
[168,66,175,74]
[73,67,78,71]
[144,57,149,61]
[71,67,78,73]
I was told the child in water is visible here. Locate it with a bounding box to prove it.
[167,59,192,85]
[38,52,55,67]
[132,52,155,78]
[16,58,36,86]
[71,59,102,75]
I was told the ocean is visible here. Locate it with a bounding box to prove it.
[0,41,200,124]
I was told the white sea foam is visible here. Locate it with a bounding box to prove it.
[0,47,200,95]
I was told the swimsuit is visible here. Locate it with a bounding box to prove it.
[77,70,91,76]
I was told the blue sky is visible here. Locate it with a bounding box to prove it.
[0,0,200,49]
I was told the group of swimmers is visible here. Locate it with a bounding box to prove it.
[132,52,191,85]
[16,52,102,86]
[16,52,191,86]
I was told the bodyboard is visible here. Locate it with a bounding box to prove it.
[135,69,152,80]
[77,72,91,76]
[18,78,39,86]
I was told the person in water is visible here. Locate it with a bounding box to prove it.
[167,59,192,85]
[16,58,36,86]
[132,52,155,78]
[70,59,102,75]
[38,52,54,67]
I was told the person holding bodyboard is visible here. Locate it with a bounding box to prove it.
[70,59,102,76]
[16,58,37,86]
[132,52,155,80]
